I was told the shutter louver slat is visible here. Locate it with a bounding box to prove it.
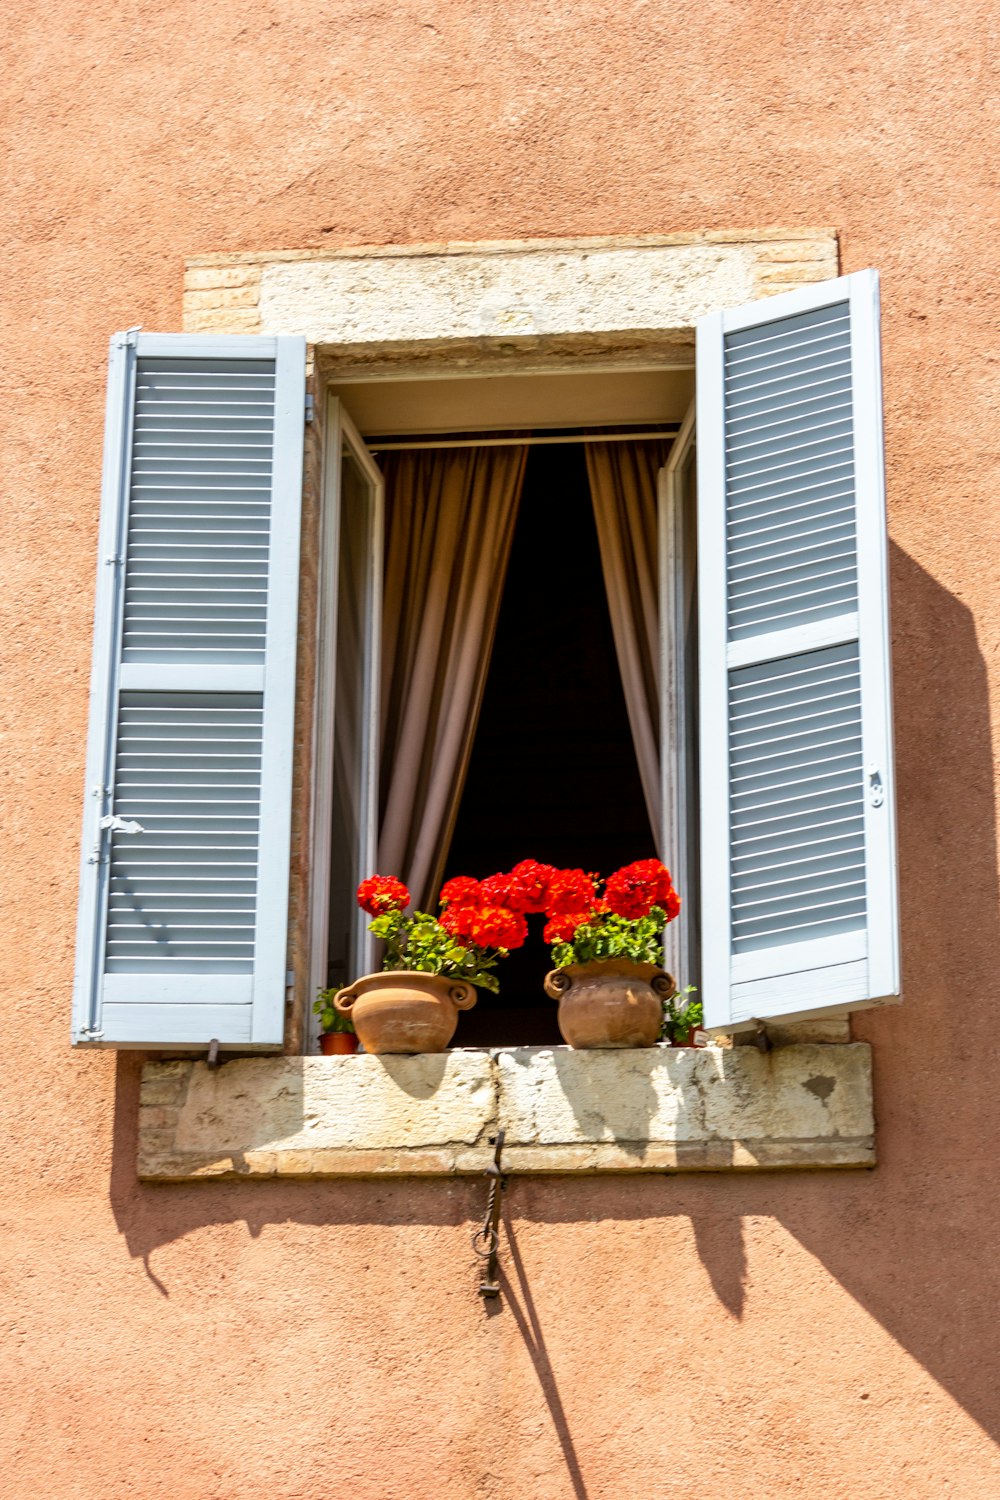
[697,271,898,1028]
[73,333,304,1048]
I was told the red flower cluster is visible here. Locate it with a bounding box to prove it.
[542,910,593,944]
[356,874,411,915]
[603,859,680,922]
[506,859,558,914]
[544,868,597,915]
[439,875,481,910]
[359,855,681,955]
[440,871,528,952]
[438,858,680,948]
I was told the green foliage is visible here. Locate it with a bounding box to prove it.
[660,985,703,1044]
[313,991,356,1035]
[549,906,668,970]
[369,907,502,992]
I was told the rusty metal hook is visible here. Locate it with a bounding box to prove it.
[472,1129,506,1298]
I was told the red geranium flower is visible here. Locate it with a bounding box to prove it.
[356,874,411,915]
[545,868,597,916]
[479,872,515,908]
[439,875,481,910]
[441,902,477,940]
[506,859,557,914]
[470,906,528,951]
[543,910,593,944]
[603,859,679,922]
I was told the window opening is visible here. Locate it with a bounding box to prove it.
[440,441,655,1047]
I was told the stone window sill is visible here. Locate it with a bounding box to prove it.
[138,1042,874,1180]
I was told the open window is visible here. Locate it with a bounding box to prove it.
[73,271,898,1050]
[310,355,698,1046]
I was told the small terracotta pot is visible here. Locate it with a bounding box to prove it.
[544,959,676,1049]
[334,971,477,1055]
[671,1026,705,1048]
[319,1030,359,1056]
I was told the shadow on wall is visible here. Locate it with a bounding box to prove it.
[109,542,1000,1444]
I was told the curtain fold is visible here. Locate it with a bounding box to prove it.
[377,445,528,910]
[585,441,674,840]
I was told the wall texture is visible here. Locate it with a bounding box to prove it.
[3,2,1000,1496]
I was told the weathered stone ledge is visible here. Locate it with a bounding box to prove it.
[138,1043,874,1180]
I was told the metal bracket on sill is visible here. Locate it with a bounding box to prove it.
[472,1129,507,1300]
[751,1020,772,1054]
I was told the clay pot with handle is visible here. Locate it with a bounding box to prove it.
[334,971,477,1054]
[544,959,676,1049]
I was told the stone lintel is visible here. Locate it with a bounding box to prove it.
[138,1043,874,1181]
[182,230,839,342]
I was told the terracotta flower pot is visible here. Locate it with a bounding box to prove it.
[319,1030,359,1056]
[671,1026,705,1048]
[334,971,477,1055]
[544,959,676,1049]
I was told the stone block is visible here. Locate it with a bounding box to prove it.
[182,308,261,334]
[183,286,260,311]
[183,265,262,291]
[256,241,765,345]
[138,1051,497,1179]
[495,1044,873,1171]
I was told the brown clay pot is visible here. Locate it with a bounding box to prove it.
[544,959,676,1049]
[334,971,477,1054]
[671,1026,706,1048]
[319,1030,359,1056]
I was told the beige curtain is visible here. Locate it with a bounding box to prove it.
[585,441,674,839]
[377,445,528,909]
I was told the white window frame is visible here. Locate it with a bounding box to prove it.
[660,398,698,989]
[309,399,385,1021]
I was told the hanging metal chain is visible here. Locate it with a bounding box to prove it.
[471,1129,506,1298]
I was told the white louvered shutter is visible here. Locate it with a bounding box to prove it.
[72,332,305,1048]
[696,271,899,1030]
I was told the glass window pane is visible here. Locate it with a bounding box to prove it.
[327,444,377,990]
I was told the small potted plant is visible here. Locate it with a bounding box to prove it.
[660,986,705,1047]
[313,991,359,1054]
[333,873,528,1054]
[542,860,681,1049]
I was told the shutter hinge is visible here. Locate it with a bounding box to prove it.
[105,554,124,566]
[113,326,142,350]
[78,1026,104,1041]
[304,394,315,425]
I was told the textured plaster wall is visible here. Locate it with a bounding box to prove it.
[3,3,1000,1497]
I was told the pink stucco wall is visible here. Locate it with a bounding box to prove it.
[4,3,1000,1495]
